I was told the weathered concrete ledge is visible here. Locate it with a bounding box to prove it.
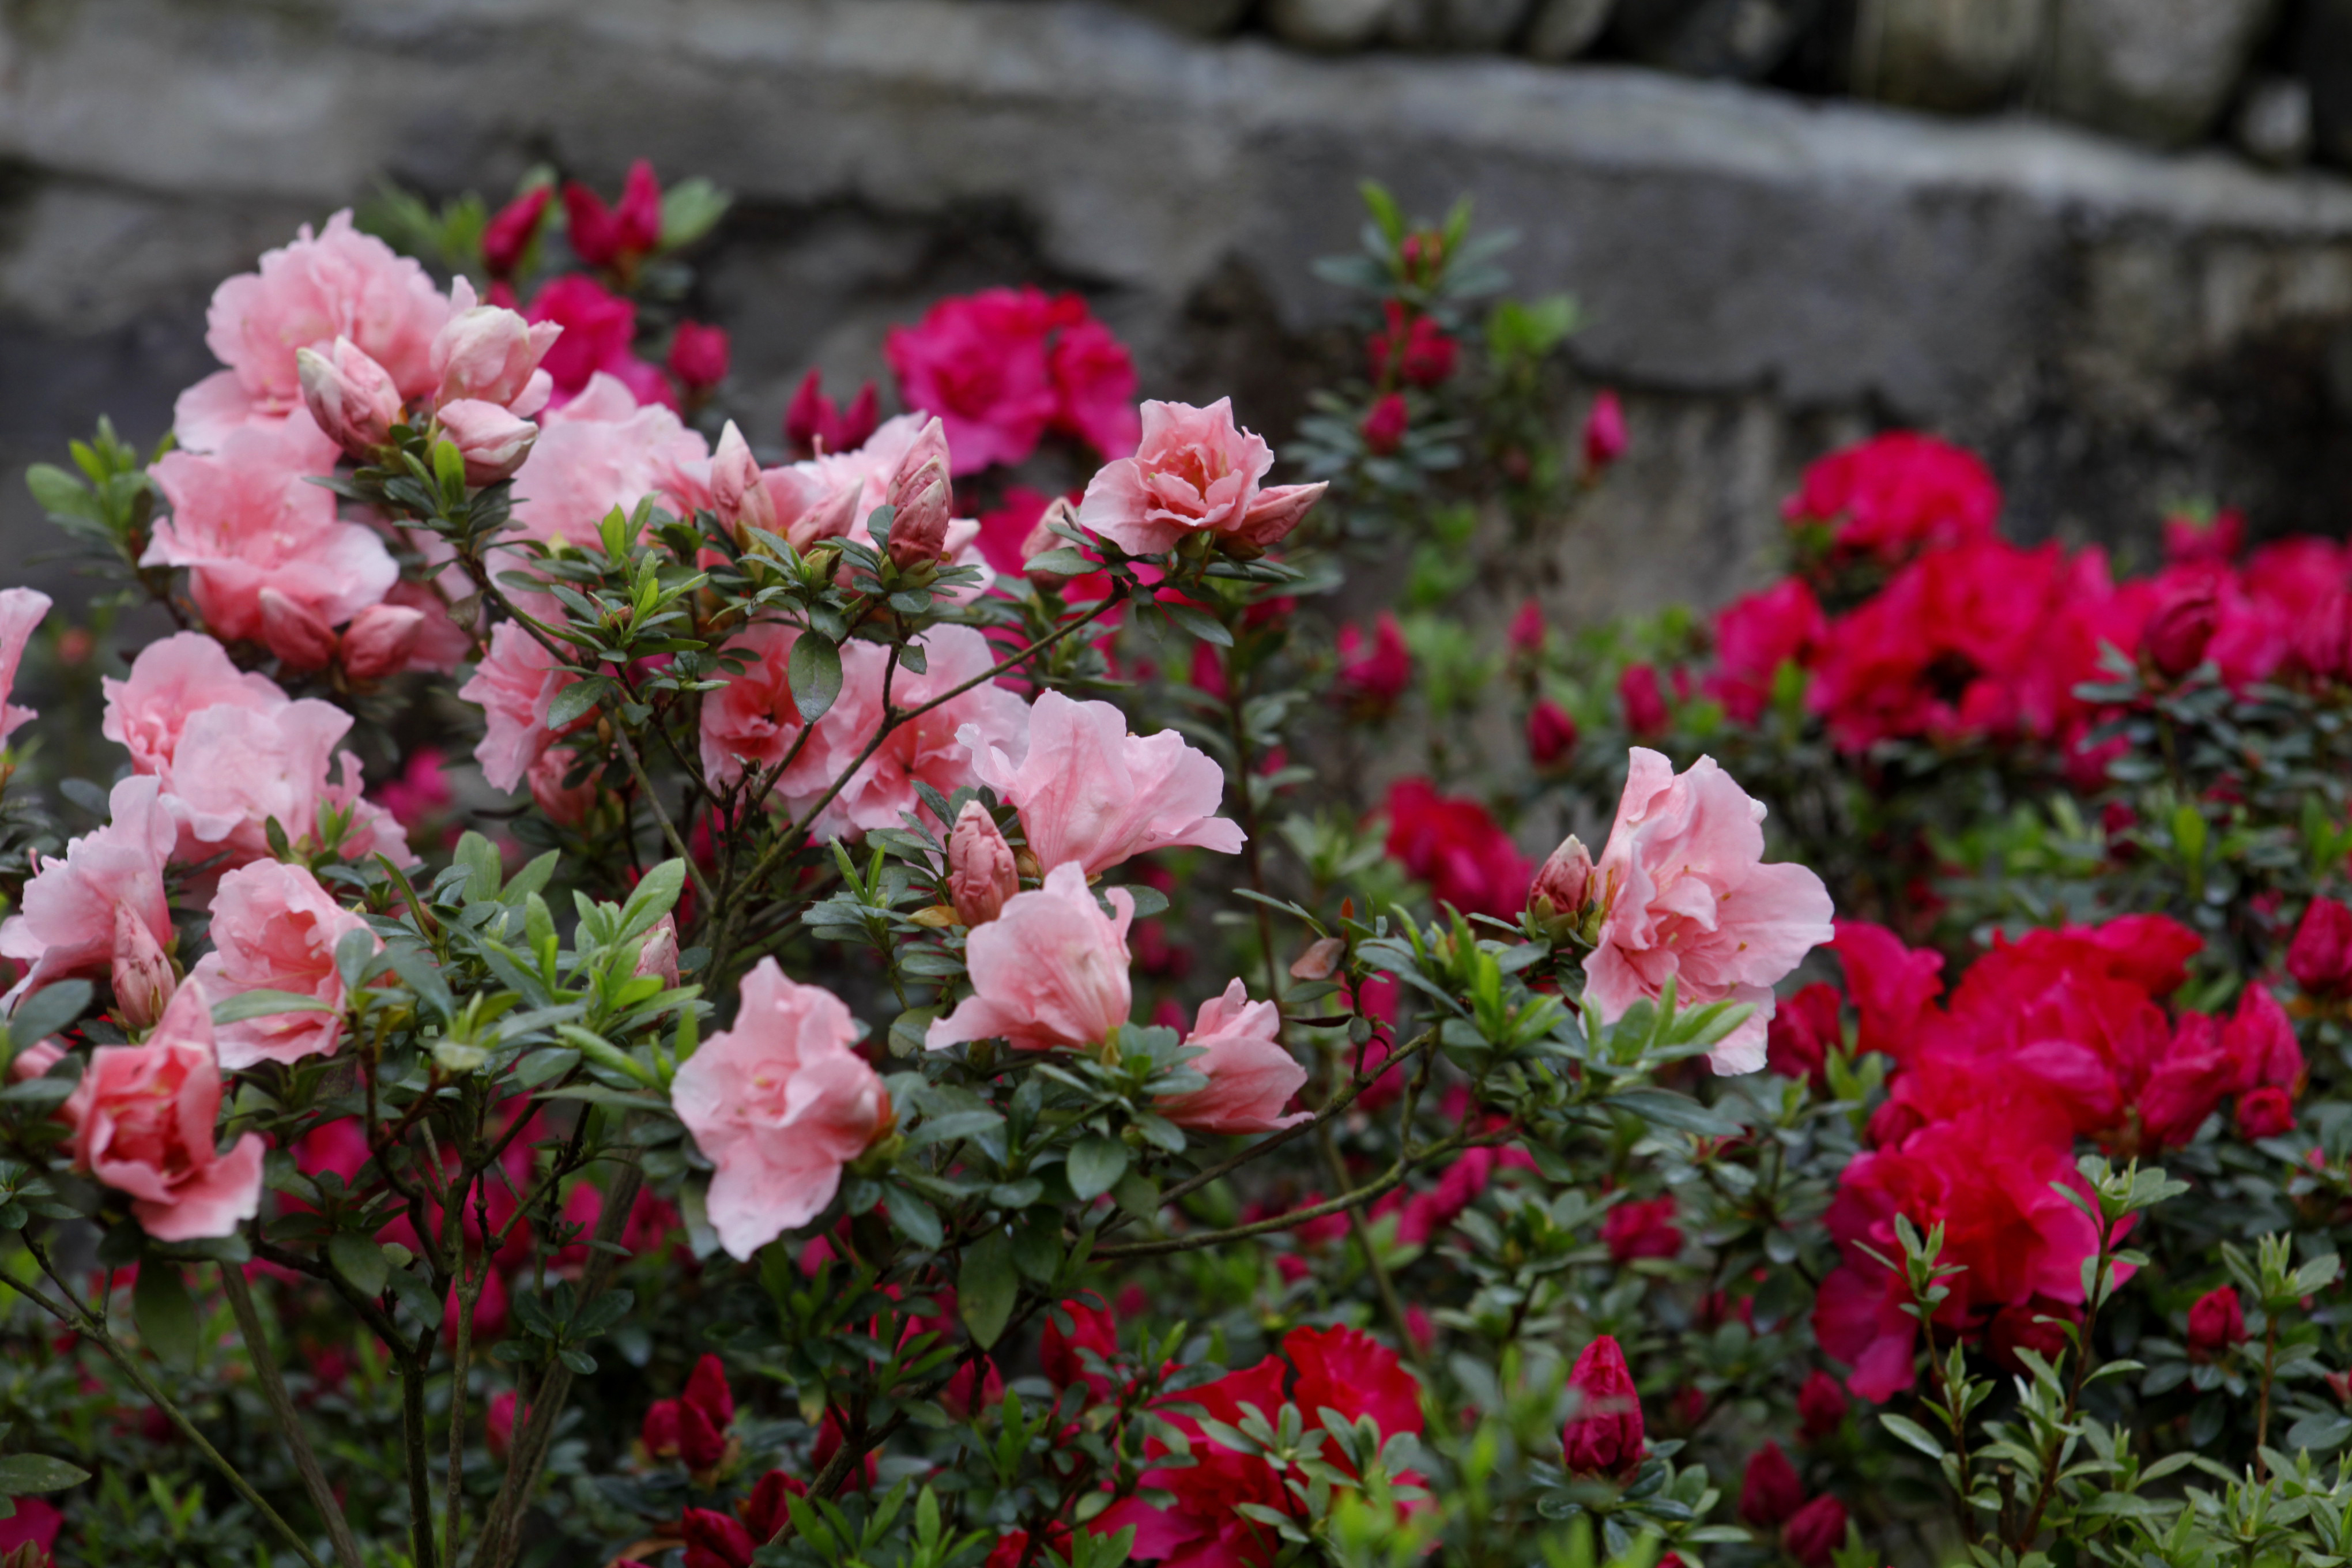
[1,0,2350,616]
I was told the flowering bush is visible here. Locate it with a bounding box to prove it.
[1,166,2350,1568]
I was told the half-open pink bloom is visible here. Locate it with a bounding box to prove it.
[176,210,451,450]
[1157,979,1310,1134]
[508,372,710,546]
[756,413,932,551]
[144,408,397,644]
[670,958,888,1260]
[1,776,178,996]
[928,863,1133,1053]
[169,699,415,868]
[815,625,1029,841]
[1585,748,1834,1073]
[0,587,50,745]
[965,689,1245,876]
[193,860,376,1071]
[461,620,590,793]
[431,278,562,411]
[62,978,266,1241]
[1077,398,1325,557]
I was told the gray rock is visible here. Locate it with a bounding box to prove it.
[2301,0,2352,169]
[1851,0,2044,114]
[1388,0,1535,49]
[2236,74,2312,168]
[1098,0,1251,34]
[1610,0,1823,81]
[1525,0,1616,59]
[1265,0,1397,48]
[2041,0,2281,148]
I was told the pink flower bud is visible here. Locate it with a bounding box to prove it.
[111,902,175,1030]
[636,914,681,986]
[711,422,778,538]
[947,802,1019,927]
[340,604,427,683]
[1529,835,1593,925]
[432,296,563,409]
[258,589,338,670]
[668,321,730,394]
[435,399,539,484]
[885,418,953,571]
[297,338,402,457]
[1582,389,1627,472]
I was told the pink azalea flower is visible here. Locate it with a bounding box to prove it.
[191,860,377,1071]
[62,978,267,1242]
[814,625,1029,841]
[964,689,1245,876]
[507,372,710,547]
[460,620,591,793]
[0,587,52,745]
[101,631,288,778]
[144,408,399,644]
[1,775,178,996]
[698,621,827,793]
[1584,748,1835,1073]
[927,862,1133,1053]
[1076,398,1326,557]
[176,210,451,450]
[670,958,889,1260]
[169,699,416,869]
[1156,979,1310,1134]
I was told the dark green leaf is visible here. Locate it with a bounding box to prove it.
[959,1231,1017,1350]
[790,635,843,723]
[1066,1136,1129,1204]
[329,1234,391,1298]
[0,1454,89,1494]
[134,1264,200,1371]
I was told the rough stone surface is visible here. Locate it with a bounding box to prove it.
[1388,0,1535,50]
[2237,76,2314,169]
[1098,0,1250,33]
[2303,0,2352,170]
[1525,0,1618,59]
[2042,0,2281,149]
[1610,0,1823,81]
[1264,0,1396,48]
[1855,0,2044,115]
[0,0,2349,622]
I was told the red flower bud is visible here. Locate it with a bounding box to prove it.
[1581,389,1627,472]
[1360,392,1409,457]
[2143,577,2219,679]
[2186,1285,2247,1360]
[740,1469,808,1546]
[1796,1370,1848,1444]
[1782,1494,1849,1567]
[1528,698,1578,768]
[2238,1084,2297,1140]
[680,1505,755,1568]
[669,321,730,394]
[2289,897,2352,998]
[1618,663,1669,735]
[482,186,552,277]
[1561,1335,1644,1479]
[1738,1440,1804,1528]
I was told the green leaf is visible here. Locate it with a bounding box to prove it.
[209,989,334,1025]
[620,860,686,938]
[884,1186,944,1252]
[959,1231,1018,1350]
[1160,601,1232,648]
[543,674,610,732]
[790,635,843,723]
[1066,1135,1129,1204]
[134,1263,200,1372]
[1607,1088,1742,1138]
[454,831,504,903]
[1879,1412,1947,1460]
[7,981,93,1049]
[0,1454,89,1494]
[328,1234,391,1298]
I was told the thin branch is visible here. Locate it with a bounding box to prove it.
[221,1267,367,1568]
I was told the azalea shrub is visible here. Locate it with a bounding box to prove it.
[0,164,2350,1568]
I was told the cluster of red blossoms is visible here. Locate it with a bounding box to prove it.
[1781,915,2304,1403]
[1694,432,2352,760]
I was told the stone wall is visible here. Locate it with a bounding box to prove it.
[2,0,2351,625]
